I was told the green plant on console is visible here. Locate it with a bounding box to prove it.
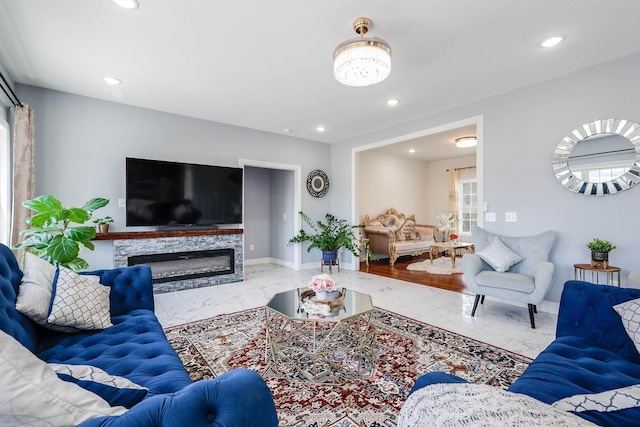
[586,238,616,253]
[13,195,109,271]
[93,215,114,225]
[288,211,373,259]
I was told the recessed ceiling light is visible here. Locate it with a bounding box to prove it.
[455,136,477,148]
[113,0,139,9]
[316,126,326,132]
[387,99,399,106]
[409,149,415,153]
[103,77,121,85]
[540,36,564,48]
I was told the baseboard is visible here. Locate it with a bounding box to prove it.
[245,257,296,270]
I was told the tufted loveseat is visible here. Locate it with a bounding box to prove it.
[363,208,435,265]
[0,243,278,426]
[409,280,640,426]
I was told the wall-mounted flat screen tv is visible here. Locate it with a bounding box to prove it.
[126,157,243,228]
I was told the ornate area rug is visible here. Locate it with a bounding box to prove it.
[406,257,463,275]
[165,307,530,427]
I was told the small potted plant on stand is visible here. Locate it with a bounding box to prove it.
[587,238,616,268]
[93,216,114,234]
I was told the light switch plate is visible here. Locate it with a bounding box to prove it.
[505,212,517,222]
[483,202,488,212]
[118,198,126,208]
[485,212,496,222]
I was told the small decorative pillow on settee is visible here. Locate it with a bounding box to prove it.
[613,298,640,353]
[16,253,112,332]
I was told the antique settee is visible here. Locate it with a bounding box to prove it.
[0,243,277,426]
[404,280,640,426]
[363,208,435,265]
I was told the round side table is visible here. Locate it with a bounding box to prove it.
[574,263,621,287]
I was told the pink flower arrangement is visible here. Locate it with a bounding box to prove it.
[308,274,336,292]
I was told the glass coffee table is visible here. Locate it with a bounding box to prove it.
[265,288,376,385]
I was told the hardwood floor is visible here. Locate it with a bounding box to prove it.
[359,253,470,294]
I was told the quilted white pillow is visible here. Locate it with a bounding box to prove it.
[15,253,57,324]
[47,266,113,330]
[613,298,640,354]
[476,236,523,273]
[0,329,127,425]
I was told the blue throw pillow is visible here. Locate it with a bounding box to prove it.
[49,363,148,408]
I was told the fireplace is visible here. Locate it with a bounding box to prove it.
[107,230,244,293]
[127,249,234,284]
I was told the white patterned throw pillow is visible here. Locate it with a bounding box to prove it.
[16,253,57,324]
[47,266,113,330]
[476,236,523,272]
[613,298,640,354]
[0,330,127,425]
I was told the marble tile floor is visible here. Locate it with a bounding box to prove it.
[155,263,557,360]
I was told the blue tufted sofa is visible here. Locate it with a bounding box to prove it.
[411,280,640,426]
[0,243,278,426]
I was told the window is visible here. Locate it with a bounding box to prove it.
[0,117,9,245]
[458,180,477,234]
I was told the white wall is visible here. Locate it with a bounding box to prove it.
[334,52,640,302]
[358,150,429,222]
[16,85,331,268]
[425,155,476,226]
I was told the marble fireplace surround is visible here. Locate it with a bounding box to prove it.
[95,229,243,293]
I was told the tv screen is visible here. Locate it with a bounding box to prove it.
[126,157,243,227]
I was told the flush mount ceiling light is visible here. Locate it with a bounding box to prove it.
[455,136,477,148]
[386,98,399,106]
[541,36,564,48]
[113,0,139,9]
[103,77,121,85]
[333,17,392,87]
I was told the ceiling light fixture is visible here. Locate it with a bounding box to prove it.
[316,126,326,132]
[333,17,392,87]
[455,136,477,148]
[113,0,139,9]
[540,36,564,48]
[386,99,399,106]
[103,77,121,85]
[409,149,416,153]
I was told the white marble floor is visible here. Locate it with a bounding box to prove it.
[155,264,557,359]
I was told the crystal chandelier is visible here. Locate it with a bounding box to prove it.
[333,17,392,87]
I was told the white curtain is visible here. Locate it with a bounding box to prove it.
[448,168,459,234]
[10,104,35,255]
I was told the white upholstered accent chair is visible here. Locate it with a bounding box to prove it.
[462,226,557,328]
[628,271,640,289]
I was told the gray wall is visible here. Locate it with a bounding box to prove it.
[244,166,271,259]
[334,52,640,302]
[270,169,294,262]
[16,84,331,268]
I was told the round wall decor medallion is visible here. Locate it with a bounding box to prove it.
[307,170,330,198]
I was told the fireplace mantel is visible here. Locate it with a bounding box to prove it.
[94,228,243,241]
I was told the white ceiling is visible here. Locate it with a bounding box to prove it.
[1,0,640,151]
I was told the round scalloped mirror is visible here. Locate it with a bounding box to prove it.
[552,119,640,196]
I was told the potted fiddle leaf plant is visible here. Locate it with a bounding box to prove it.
[586,238,616,267]
[13,195,110,271]
[288,212,373,267]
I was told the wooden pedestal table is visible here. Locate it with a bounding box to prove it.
[574,263,621,287]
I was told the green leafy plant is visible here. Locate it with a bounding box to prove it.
[92,216,114,225]
[586,238,616,253]
[288,212,373,259]
[13,195,109,271]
